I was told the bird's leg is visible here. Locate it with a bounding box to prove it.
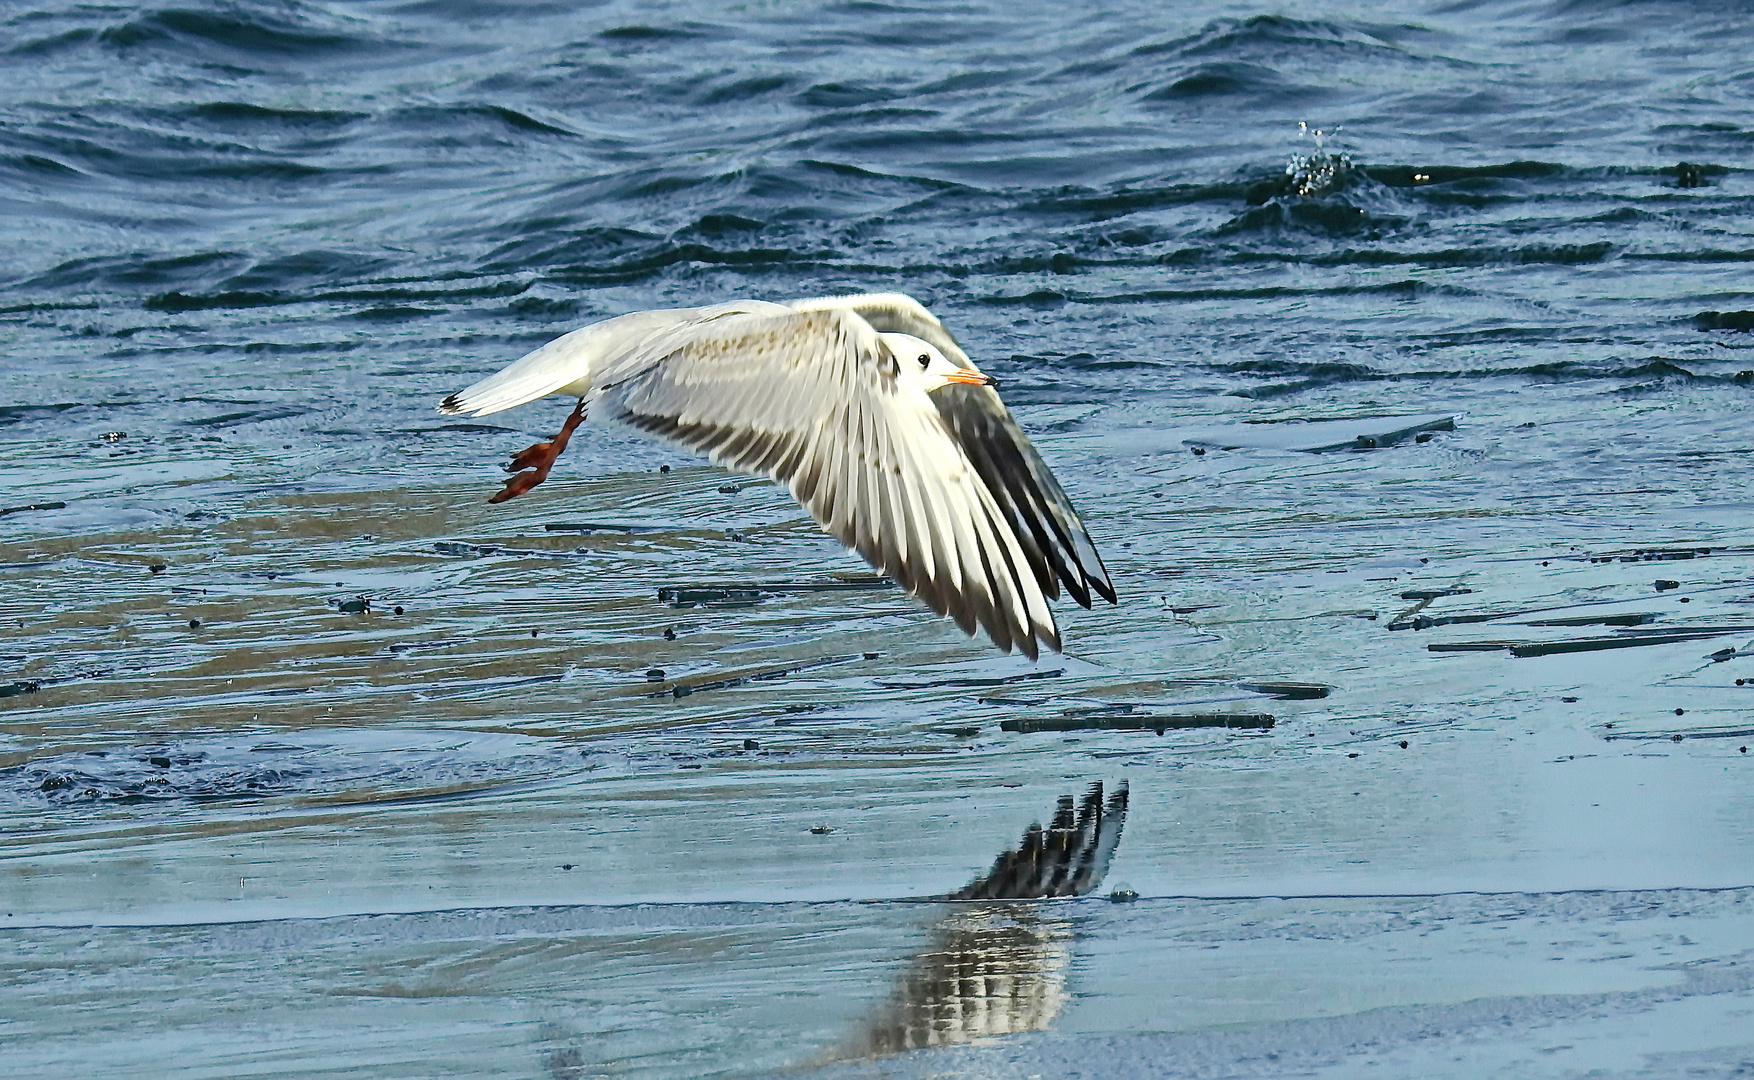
[489,399,587,504]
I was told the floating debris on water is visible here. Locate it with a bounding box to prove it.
[659,586,764,608]
[433,541,550,557]
[1387,596,1435,628]
[1000,713,1274,734]
[1614,624,1754,635]
[1431,624,1754,656]
[1603,725,1754,743]
[1400,605,1679,632]
[543,521,666,534]
[1587,547,1717,564]
[385,640,455,654]
[1179,412,1459,452]
[885,668,1065,690]
[0,501,67,518]
[658,577,896,607]
[1508,630,1750,657]
[1237,681,1331,699]
[1390,611,1514,631]
[1400,587,1473,601]
[654,654,866,699]
[659,585,761,610]
[1524,612,1661,627]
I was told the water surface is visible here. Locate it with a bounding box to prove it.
[4,0,1754,1075]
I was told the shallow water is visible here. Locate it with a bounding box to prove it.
[4,0,1754,1075]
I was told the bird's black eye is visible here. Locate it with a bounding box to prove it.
[917,353,930,369]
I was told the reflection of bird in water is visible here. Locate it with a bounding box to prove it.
[439,293,1114,658]
[848,782,1129,1058]
[945,781,1128,901]
[854,907,1073,1057]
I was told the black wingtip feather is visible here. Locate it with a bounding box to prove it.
[932,385,1117,617]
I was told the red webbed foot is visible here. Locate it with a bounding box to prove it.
[488,399,587,504]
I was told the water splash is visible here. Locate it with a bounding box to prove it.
[1284,120,1354,197]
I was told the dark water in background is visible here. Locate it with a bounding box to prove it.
[5,0,1752,459]
[5,2,1754,1077]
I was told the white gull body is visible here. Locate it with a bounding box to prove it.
[440,292,1115,659]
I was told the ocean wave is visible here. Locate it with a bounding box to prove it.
[1214,357,1753,399]
[95,5,385,58]
[1136,14,1427,61]
[178,101,368,129]
[1143,61,1324,104]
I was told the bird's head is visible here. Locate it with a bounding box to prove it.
[882,332,998,391]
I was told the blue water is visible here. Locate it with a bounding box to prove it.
[5,0,1751,456]
[5,1,1754,1077]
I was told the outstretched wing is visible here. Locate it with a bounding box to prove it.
[594,306,1063,658]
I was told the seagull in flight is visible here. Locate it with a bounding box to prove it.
[440,293,1115,658]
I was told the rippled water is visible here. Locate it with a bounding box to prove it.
[5,1,1754,1076]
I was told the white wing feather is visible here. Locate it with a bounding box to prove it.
[594,306,1062,657]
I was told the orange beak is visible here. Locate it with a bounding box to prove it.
[944,368,998,388]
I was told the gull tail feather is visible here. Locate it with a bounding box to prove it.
[439,309,695,416]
